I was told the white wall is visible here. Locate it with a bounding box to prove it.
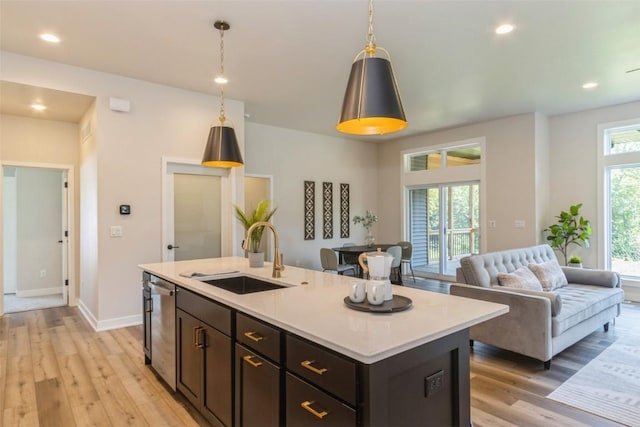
[245,122,378,270]
[549,100,640,269]
[378,113,539,252]
[1,52,245,328]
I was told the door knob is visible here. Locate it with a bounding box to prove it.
[167,244,180,250]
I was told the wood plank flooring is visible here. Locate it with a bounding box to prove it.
[1,301,638,426]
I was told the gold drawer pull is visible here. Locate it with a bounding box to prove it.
[301,401,328,419]
[192,326,200,348]
[301,360,328,375]
[242,355,263,368]
[243,331,264,342]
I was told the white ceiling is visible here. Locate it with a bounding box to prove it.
[1,1,639,140]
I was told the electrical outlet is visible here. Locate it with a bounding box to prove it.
[514,220,525,228]
[425,370,444,397]
[40,269,47,278]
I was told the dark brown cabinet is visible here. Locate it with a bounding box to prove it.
[234,313,283,427]
[176,288,232,427]
[142,272,472,426]
[235,344,281,427]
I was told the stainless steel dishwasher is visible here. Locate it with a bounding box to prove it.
[148,276,176,390]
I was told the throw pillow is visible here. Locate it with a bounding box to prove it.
[528,260,568,291]
[497,266,543,291]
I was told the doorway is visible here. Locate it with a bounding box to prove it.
[408,182,480,279]
[2,165,69,313]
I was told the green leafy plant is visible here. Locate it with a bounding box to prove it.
[544,203,592,265]
[352,210,378,231]
[568,255,582,264]
[234,200,277,253]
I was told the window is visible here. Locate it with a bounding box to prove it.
[403,140,484,279]
[407,146,481,172]
[602,122,640,279]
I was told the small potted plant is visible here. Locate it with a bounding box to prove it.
[234,200,277,267]
[353,210,378,247]
[544,203,592,265]
[568,255,583,268]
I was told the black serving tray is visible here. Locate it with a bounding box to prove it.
[343,295,413,313]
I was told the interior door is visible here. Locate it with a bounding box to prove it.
[164,161,224,262]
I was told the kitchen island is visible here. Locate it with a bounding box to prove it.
[140,257,508,426]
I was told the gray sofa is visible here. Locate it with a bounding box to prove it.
[450,244,624,369]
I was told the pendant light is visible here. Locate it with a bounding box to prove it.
[202,20,244,168]
[337,0,407,136]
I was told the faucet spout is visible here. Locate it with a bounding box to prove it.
[243,221,285,278]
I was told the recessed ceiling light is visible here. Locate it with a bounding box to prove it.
[40,33,60,43]
[31,103,47,111]
[214,75,228,85]
[582,81,599,89]
[495,24,514,35]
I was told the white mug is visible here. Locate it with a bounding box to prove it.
[367,282,385,306]
[349,281,366,303]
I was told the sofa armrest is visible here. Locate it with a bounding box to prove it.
[450,283,553,362]
[561,267,620,288]
[489,286,562,316]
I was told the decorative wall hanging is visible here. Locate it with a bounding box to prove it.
[304,181,315,240]
[340,183,350,238]
[323,182,333,239]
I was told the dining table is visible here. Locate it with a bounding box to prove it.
[331,244,397,280]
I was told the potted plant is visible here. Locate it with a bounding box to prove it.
[568,255,583,268]
[544,203,592,265]
[234,200,277,267]
[353,210,378,247]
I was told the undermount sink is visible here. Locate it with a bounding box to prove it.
[199,276,285,295]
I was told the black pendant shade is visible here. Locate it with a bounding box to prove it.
[202,125,244,168]
[337,56,407,136]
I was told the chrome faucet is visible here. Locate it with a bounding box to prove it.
[242,221,285,278]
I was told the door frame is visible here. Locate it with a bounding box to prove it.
[0,161,75,315]
[161,156,232,262]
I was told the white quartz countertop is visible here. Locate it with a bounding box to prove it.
[139,257,508,364]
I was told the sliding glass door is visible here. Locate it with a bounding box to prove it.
[408,182,479,278]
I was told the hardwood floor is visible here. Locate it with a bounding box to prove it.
[1,301,637,426]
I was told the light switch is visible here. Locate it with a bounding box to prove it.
[110,225,123,237]
[488,220,497,228]
[514,220,525,228]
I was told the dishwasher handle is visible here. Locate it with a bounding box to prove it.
[149,281,175,297]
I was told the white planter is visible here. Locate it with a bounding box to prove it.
[568,262,583,268]
[248,252,265,268]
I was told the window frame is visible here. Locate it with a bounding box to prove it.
[597,118,640,279]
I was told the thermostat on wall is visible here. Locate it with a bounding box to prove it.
[119,205,131,215]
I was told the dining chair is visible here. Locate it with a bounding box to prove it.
[386,245,402,284]
[320,248,357,276]
[398,241,415,283]
[341,242,360,276]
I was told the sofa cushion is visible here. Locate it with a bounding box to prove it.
[529,260,568,291]
[459,244,558,287]
[552,285,625,336]
[497,267,543,291]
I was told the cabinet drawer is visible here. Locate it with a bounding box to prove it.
[286,373,355,427]
[236,313,281,363]
[176,287,231,335]
[286,335,356,406]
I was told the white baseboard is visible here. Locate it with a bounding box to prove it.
[77,299,142,332]
[15,287,62,298]
[622,281,640,303]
